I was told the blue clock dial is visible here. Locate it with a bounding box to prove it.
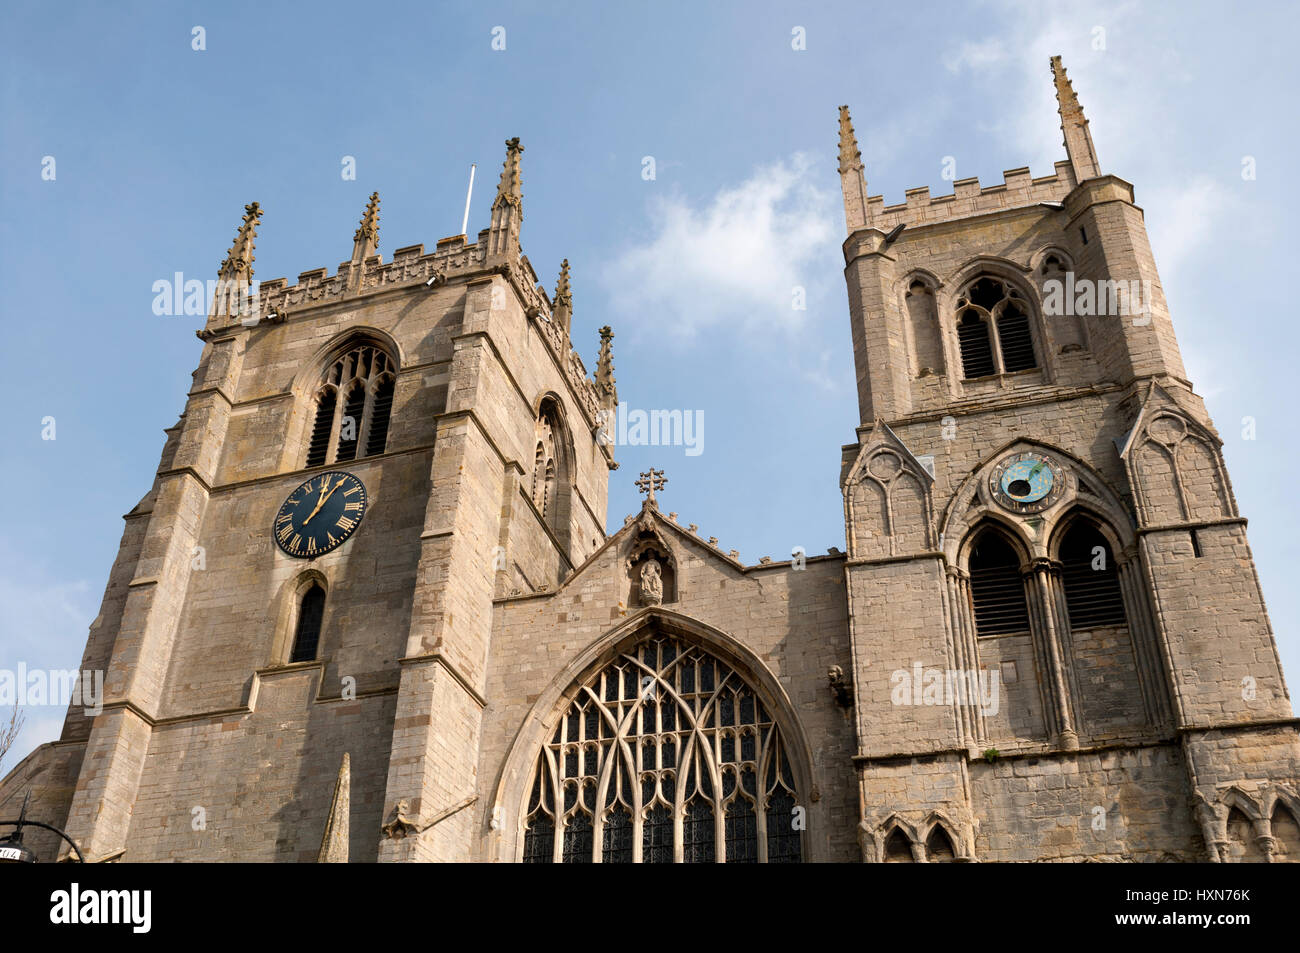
[999,459,1054,503]
[274,471,369,558]
[990,452,1064,514]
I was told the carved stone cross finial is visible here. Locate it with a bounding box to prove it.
[635,468,667,507]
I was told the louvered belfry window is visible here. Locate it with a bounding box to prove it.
[969,530,1030,636]
[336,383,366,462]
[997,300,1037,371]
[955,276,1037,378]
[521,635,803,863]
[305,387,337,467]
[957,310,995,378]
[305,343,396,468]
[1060,522,1127,629]
[365,376,395,457]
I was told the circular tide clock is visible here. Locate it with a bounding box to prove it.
[274,471,369,558]
[989,452,1066,515]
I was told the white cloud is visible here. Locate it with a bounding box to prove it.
[602,154,838,340]
[946,37,1011,74]
[940,1,1143,177]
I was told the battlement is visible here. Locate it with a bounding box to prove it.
[231,232,603,427]
[256,230,488,308]
[866,160,1077,232]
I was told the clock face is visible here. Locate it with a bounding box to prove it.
[989,452,1065,514]
[274,471,369,559]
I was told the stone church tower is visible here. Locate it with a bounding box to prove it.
[2,58,1297,863]
[836,57,1299,862]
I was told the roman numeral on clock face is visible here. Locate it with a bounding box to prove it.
[275,472,368,558]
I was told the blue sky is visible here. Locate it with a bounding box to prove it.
[2,0,1298,767]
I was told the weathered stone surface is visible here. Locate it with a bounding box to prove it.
[3,67,1296,864]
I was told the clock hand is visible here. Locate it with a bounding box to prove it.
[318,477,344,508]
[305,477,346,525]
[302,477,335,526]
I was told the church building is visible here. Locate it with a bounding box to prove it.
[3,57,1298,862]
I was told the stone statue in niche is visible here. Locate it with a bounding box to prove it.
[639,557,663,606]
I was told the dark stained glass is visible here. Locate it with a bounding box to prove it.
[739,692,755,724]
[523,635,801,863]
[562,812,593,863]
[700,661,714,693]
[722,769,736,797]
[683,799,715,863]
[643,804,672,863]
[721,734,736,763]
[765,789,801,863]
[602,806,633,863]
[522,816,554,863]
[726,799,758,863]
[662,738,676,770]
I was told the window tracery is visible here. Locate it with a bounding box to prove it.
[954,275,1038,379]
[305,343,396,467]
[521,635,802,863]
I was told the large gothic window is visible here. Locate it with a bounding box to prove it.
[521,635,803,863]
[305,342,396,468]
[954,276,1038,379]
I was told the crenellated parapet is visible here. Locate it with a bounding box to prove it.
[863,162,1077,233]
[843,56,1101,238]
[252,237,601,427]
[205,233,603,431]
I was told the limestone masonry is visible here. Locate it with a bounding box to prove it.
[4,58,1298,863]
